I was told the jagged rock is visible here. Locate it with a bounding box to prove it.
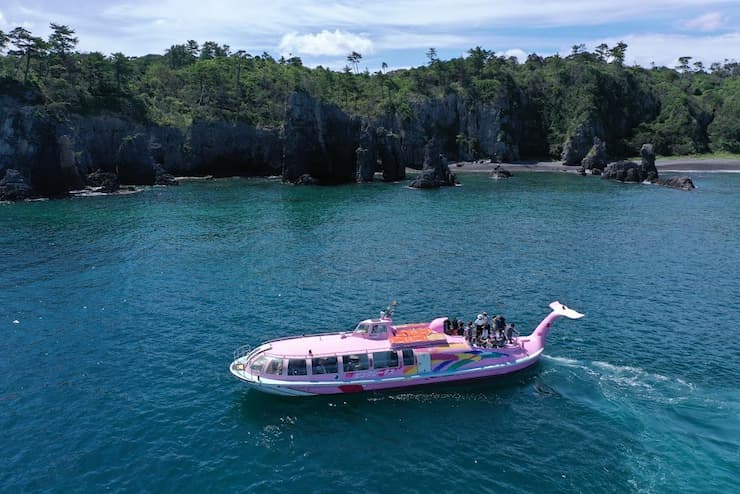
[283,91,360,184]
[0,169,33,200]
[562,121,605,165]
[355,124,376,182]
[490,165,512,179]
[601,159,661,183]
[375,128,404,181]
[657,176,695,190]
[409,138,457,188]
[188,120,281,177]
[640,143,658,181]
[116,133,155,185]
[154,165,178,186]
[86,169,120,193]
[293,174,318,185]
[581,137,607,170]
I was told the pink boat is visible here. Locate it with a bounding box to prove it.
[230,301,584,396]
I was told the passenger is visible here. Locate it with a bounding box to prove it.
[494,315,506,340]
[505,323,518,343]
[450,317,459,335]
[474,314,485,339]
[482,312,491,332]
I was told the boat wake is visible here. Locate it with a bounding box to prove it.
[542,355,695,405]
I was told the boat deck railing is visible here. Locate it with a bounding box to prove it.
[233,344,253,361]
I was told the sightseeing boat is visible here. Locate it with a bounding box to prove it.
[230,301,584,396]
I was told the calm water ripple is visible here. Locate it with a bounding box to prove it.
[1,173,738,493]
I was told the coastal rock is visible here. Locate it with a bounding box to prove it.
[640,143,658,181]
[490,165,512,179]
[657,176,695,190]
[0,168,33,201]
[581,137,607,170]
[409,138,457,188]
[562,121,604,165]
[86,169,120,193]
[355,124,376,182]
[188,120,281,177]
[601,160,655,183]
[116,133,156,185]
[283,91,360,184]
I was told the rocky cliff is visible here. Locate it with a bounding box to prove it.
[1,82,532,198]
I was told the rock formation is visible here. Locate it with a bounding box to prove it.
[581,137,607,171]
[409,138,457,188]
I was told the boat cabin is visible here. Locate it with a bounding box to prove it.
[352,319,392,340]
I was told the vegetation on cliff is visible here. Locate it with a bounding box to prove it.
[1,23,739,161]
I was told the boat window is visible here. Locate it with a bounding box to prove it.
[264,357,284,375]
[369,324,388,339]
[342,354,369,372]
[287,358,307,376]
[373,351,399,369]
[402,349,415,366]
[353,323,369,334]
[311,356,338,375]
[250,355,268,373]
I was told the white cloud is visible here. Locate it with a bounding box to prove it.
[503,48,528,62]
[278,29,373,57]
[582,32,740,68]
[683,12,726,31]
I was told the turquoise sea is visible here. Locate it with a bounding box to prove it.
[1,172,738,493]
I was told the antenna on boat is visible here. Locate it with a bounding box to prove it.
[381,300,398,320]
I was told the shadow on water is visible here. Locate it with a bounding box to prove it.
[231,364,545,426]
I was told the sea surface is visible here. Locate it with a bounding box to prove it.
[1,172,738,493]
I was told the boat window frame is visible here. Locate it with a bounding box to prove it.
[402,349,415,367]
[311,356,338,375]
[372,350,399,369]
[287,358,308,376]
[264,357,284,376]
[250,355,268,374]
[341,353,369,372]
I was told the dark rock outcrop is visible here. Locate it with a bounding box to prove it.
[283,91,360,184]
[581,137,607,170]
[188,120,281,177]
[640,143,658,181]
[490,164,512,179]
[657,176,695,190]
[0,169,34,200]
[562,121,605,165]
[409,138,457,188]
[601,160,646,182]
[86,169,120,193]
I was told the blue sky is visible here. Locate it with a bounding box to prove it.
[2,0,739,71]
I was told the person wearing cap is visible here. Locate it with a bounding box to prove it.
[474,313,485,341]
[482,312,490,332]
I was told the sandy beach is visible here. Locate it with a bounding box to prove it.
[441,158,740,174]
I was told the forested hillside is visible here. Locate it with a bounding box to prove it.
[1,24,739,199]
[2,24,738,158]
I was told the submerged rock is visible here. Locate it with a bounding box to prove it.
[490,165,512,179]
[657,176,695,190]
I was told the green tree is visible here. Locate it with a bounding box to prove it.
[48,23,78,60]
[9,27,46,82]
[594,43,609,62]
[110,52,132,91]
[609,41,627,66]
[347,51,362,74]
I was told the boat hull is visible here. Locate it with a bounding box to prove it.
[230,348,543,396]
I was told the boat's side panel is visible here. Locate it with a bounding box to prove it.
[231,348,543,396]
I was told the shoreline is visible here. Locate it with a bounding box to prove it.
[443,158,740,174]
